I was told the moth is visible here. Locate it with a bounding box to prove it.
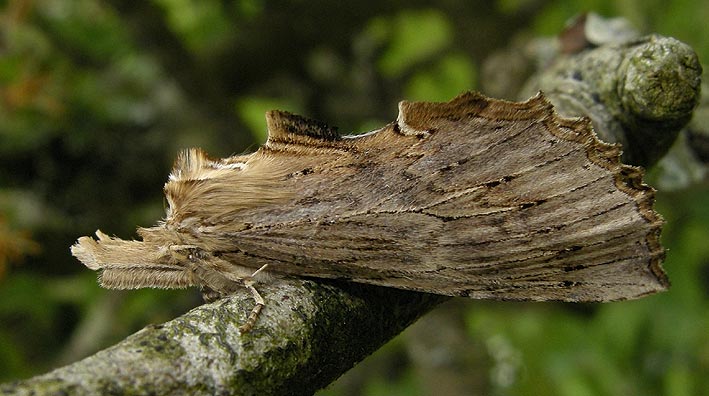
[71,92,669,331]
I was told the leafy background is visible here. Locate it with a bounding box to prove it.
[1,0,707,394]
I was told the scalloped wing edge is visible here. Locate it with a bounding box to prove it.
[397,91,668,291]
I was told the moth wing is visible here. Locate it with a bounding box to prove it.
[224,92,667,302]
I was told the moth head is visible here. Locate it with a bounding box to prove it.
[71,228,253,296]
[70,230,199,290]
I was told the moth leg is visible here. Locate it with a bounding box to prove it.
[238,264,269,333]
[200,286,222,303]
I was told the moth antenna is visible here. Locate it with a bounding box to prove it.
[99,267,195,289]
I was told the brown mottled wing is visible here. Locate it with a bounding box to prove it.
[222,92,667,302]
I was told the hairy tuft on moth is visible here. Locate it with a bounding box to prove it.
[71,91,669,332]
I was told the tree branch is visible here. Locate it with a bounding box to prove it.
[1,18,701,396]
[482,13,702,167]
[1,278,445,396]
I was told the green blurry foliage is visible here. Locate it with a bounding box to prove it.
[370,9,453,77]
[1,0,707,393]
[154,0,234,54]
[404,53,477,102]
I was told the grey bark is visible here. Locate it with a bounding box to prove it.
[1,22,701,396]
[1,278,445,396]
[520,34,701,167]
[481,13,702,167]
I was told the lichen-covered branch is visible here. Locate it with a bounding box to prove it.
[1,18,701,396]
[0,278,445,396]
[482,13,702,167]
[521,34,701,167]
